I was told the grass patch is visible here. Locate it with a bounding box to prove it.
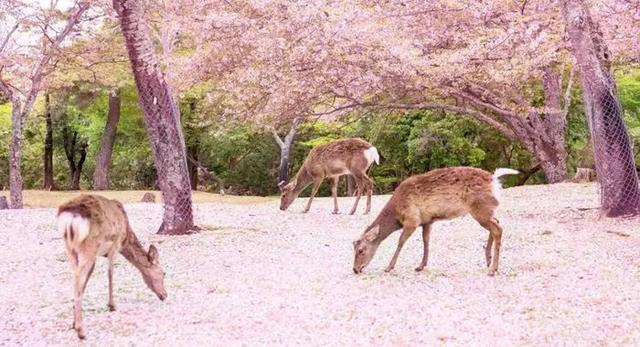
[0,190,276,208]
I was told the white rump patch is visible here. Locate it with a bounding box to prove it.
[491,168,519,202]
[58,211,90,244]
[363,147,380,166]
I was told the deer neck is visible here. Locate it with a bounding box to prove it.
[119,229,154,273]
[370,201,402,244]
[292,166,314,193]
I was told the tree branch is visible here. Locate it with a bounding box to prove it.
[0,22,20,54]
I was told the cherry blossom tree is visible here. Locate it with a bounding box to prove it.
[0,0,91,208]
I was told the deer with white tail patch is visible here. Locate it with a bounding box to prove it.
[353,167,519,276]
[279,138,379,214]
[58,194,167,339]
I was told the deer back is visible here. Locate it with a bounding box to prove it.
[58,194,128,255]
[391,167,497,224]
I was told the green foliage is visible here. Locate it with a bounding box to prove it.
[2,67,640,196]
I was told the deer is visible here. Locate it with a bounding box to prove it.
[279,138,380,215]
[352,167,519,276]
[57,194,167,339]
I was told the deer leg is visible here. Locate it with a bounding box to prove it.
[330,177,339,214]
[385,224,417,272]
[472,209,503,276]
[487,217,503,276]
[348,188,362,215]
[415,224,432,272]
[107,251,116,312]
[364,176,374,215]
[73,256,96,339]
[349,173,366,215]
[485,233,494,267]
[303,180,322,213]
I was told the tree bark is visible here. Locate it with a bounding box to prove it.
[535,67,569,183]
[345,175,356,196]
[272,117,301,186]
[93,89,121,190]
[9,100,23,208]
[563,0,640,216]
[43,93,55,190]
[187,142,199,190]
[62,125,88,190]
[114,0,195,234]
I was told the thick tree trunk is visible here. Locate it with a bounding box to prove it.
[563,0,640,216]
[538,68,568,183]
[93,89,121,190]
[9,101,23,208]
[115,0,195,234]
[43,94,55,190]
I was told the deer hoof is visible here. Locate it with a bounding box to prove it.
[332,210,340,215]
[415,266,425,272]
[76,327,86,340]
[108,304,116,312]
[487,269,497,276]
[384,267,393,273]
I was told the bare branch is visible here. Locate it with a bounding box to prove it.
[0,22,20,54]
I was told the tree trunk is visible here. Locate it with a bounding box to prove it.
[9,100,23,208]
[539,67,568,183]
[278,146,291,185]
[272,117,301,187]
[346,175,356,196]
[187,142,198,190]
[94,89,121,190]
[62,126,88,190]
[563,0,640,216]
[43,93,55,190]
[115,0,194,234]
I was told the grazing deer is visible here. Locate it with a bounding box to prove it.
[279,138,380,214]
[58,194,167,339]
[352,167,519,276]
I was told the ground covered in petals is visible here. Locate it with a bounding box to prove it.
[1,183,639,345]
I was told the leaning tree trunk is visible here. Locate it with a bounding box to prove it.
[563,0,640,216]
[93,89,121,190]
[115,0,194,234]
[9,100,23,208]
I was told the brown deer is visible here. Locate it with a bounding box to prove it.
[352,167,518,276]
[279,138,379,214]
[58,194,167,339]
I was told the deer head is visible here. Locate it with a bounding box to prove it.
[352,225,380,273]
[279,180,298,211]
[140,245,167,301]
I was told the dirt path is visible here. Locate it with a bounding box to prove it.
[1,183,639,345]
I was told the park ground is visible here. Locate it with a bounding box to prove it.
[1,183,640,345]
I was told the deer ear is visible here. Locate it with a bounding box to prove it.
[365,225,380,242]
[278,180,286,192]
[148,244,159,264]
